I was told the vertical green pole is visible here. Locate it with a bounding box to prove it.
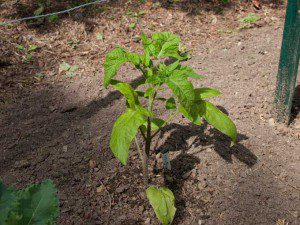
[274,0,300,124]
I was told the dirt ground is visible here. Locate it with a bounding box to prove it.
[0,0,299,225]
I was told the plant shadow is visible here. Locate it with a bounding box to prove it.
[155,106,257,223]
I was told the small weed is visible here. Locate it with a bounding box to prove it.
[96,33,104,41]
[59,62,79,77]
[16,43,39,63]
[67,39,80,49]
[240,13,260,23]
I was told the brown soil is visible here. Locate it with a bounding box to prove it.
[0,1,299,225]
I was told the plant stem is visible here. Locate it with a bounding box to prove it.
[145,88,155,157]
[134,137,149,186]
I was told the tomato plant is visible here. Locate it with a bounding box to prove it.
[104,32,236,225]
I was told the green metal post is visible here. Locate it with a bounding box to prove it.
[274,0,300,124]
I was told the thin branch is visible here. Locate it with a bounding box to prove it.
[139,128,146,140]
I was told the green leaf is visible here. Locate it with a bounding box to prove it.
[129,23,136,29]
[69,65,79,72]
[240,13,260,23]
[199,100,237,143]
[146,186,176,225]
[111,80,139,109]
[0,181,18,224]
[140,118,165,133]
[166,60,179,73]
[110,108,147,165]
[48,15,59,22]
[144,87,154,97]
[126,52,140,66]
[15,180,59,225]
[165,97,176,110]
[178,104,201,125]
[16,45,25,51]
[152,32,183,60]
[104,48,128,88]
[194,88,222,99]
[141,33,156,56]
[28,45,38,52]
[166,73,195,107]
[60,62,71,71]
[173,65,204,79]
[138,10,147,15]
[104,48,141,88]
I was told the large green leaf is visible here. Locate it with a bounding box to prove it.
[111,80,139,109]
[146,186,176,225]
[166,73,195,107]
[199,100,237,143]
[152,32,183,60]
[194,88,222,99]
[0,182,18,224]
[110,108,147,165]
[4,180,59,225]
[104,48,140,88]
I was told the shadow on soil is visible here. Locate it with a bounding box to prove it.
[1,0,285,33]
[156,107,257,223]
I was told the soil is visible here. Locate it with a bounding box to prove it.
[0,0,299,225]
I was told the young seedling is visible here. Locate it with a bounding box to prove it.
[104,32,237,225]
[16,44,39,63]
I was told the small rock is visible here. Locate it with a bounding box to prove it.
[268,118,275,127]
[89,159,97,169]
[145,218,151,224]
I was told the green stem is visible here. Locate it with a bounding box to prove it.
[134,137,149,186]
[145,87,156,157]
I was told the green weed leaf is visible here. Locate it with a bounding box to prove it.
[16,45,25,51]
[28,45,38,52]
[110,108,147,165]
[146,186,176,225]
[60,62,71,71]
[199,100,236,143]
[240,13,260,23]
